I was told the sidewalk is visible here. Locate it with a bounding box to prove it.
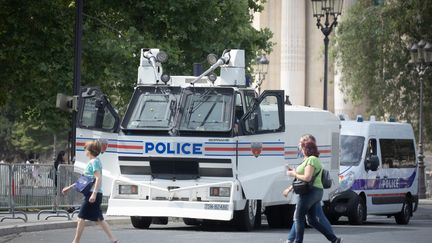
[419,198,432,205]
[0,211,129,237]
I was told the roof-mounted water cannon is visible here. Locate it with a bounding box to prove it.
[190,49,245,86]
[137,48,170,85]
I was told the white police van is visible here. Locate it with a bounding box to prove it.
[326,116,419,225]
[74,49,341,231]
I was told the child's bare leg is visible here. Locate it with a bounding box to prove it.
[97,220,116,241]
[72,218,85,243]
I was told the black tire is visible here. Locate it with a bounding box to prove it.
[265,205,283,228]
[131,216,152,229]
[265,204,294,228]
[282,204,295,228]
[183,218,200,226]
[348,197,366,225]
[234,200,258,231]
[395,199,412,225]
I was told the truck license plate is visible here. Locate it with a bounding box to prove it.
[204,203,229,210]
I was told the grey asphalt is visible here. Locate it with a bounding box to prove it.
[1,199,431,237]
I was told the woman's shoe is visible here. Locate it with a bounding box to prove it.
[109,240,118,243]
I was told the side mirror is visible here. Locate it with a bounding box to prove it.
[366,155,379,171]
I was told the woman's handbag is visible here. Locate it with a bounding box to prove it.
[292,177,315,195]
[292,169,321,195]
[74,175,95,195]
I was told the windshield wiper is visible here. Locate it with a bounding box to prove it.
[199,94,222,127]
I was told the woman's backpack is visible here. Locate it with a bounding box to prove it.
[321,169,332,189]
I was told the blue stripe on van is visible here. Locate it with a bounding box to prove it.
[351,170,416,190]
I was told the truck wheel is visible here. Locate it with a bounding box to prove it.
[348,197,366,225]
[265,204,294,228]
[282,204,295,228]
[395,199,412,225]
[234,200,258,231]
[131,216,152,229]
[265,205,282,228]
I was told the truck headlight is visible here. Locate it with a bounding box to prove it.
[337,172,355,193]
[119,185,138,195]
[210,187,230,197]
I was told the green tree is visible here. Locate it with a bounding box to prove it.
[0,0,273,161]
[336,0,432,144]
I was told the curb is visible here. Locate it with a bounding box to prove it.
[0,217,130,237]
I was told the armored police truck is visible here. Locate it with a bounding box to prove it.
[74,49,341,230]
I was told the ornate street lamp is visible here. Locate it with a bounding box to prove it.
[311,0,343,110]
[254,54,269,94]
[409,40,432,199]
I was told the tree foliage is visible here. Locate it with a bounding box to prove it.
[0,0,273,161]
[336,0,432,144]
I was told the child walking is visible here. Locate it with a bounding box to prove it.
[62,140,118,243]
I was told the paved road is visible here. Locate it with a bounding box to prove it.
[2,204,431,243]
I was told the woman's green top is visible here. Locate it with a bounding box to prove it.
[295,156,323,189]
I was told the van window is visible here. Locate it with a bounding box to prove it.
[379,139,416,168]
[340,135,365,166]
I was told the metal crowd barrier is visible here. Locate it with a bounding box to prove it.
[0,163,110,222]
[38,164,109,220]
[38,164,83,219]
[0,163,28,222]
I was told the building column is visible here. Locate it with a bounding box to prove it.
[280,0,306,105]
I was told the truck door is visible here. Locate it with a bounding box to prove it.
[75,87,120,195]
[237,90,285,199]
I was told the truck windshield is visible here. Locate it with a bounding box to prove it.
[340,135,365,166]
[178,88,233,132]
[124,87,180,130]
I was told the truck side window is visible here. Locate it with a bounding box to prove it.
[80,95,118,133]
[235,93,244,122]
[243,91,256,111]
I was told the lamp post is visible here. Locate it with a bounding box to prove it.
[255,54,269,94]
[71,0,83,163]
[409,40,432,199]
[311,0,343,110]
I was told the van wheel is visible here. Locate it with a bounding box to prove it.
[131,216,152,229]
[348,197,366,225]
[234,200,258,231]
[395,199,412,225]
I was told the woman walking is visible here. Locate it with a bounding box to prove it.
[62,140,118,243]
[284,135,342,243]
